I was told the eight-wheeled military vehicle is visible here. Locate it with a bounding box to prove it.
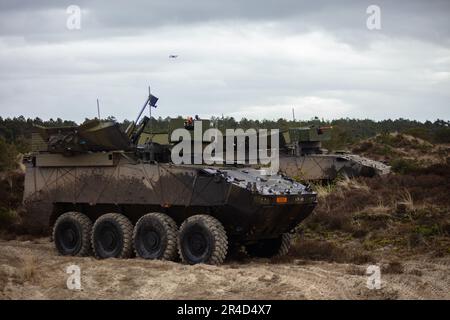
[279,126,390,181]
[22,93,317,265]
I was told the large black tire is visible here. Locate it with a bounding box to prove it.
[92,213,133,259]
[245,233,291,258]
[133,212,178,261]
[178,215,228,265]
[53,212,92,256]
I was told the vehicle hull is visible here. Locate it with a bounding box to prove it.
[23,154,316,243]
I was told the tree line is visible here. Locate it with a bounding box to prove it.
[0,115,449,169]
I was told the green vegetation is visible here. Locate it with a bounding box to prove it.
[0,137,19,172]
[0,207,17,226]
[414,224,441,237]
[390,158,421,174]
[433,126,450,143]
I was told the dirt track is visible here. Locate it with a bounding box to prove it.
[0,238,449,300]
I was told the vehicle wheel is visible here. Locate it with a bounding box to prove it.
[178,215,228,265]
[245,233,291,258]
[53,212,92,256]
[92,213,133,259]
[133,212,178,260]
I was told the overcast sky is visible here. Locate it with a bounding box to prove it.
[0,0,449,122]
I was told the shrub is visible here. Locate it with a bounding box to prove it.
[352,141,373,153]
[404,127,432,142]
[382,261,404,274]
[390,158,421,174]
[414,224,440,237]
[0,207,17,227]
[0,137,19,172]
[433,127,450,143]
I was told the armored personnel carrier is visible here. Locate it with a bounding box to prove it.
[22,94,317,265]
[279,126,390,181]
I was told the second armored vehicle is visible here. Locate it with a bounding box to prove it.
[279,126,391,181]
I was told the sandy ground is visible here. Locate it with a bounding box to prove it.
[0,238,449,300]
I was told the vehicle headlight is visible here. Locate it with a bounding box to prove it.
[255,196,271,205]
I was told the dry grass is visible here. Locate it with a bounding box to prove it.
[273,238,375,265]
[400,189,414,207]
[336,175,370,192]
[18,255,38,283]
[356,202,391,217]
[312,183,335,199]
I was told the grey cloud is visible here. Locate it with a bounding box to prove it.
[1,1,449,45]
[0,0,449,122]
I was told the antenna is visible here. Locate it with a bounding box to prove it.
[148,86,152,137]
[97,98,101,119]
